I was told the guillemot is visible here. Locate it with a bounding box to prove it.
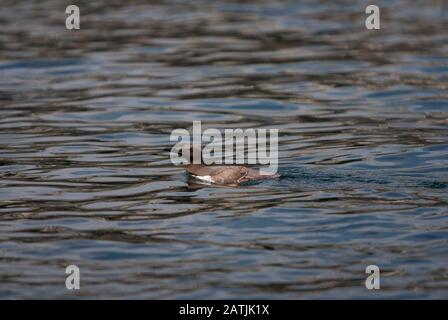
[179,147,280,186]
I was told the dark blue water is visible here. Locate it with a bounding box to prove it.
[0,0,447,299]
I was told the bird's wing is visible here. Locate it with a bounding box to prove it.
[189,166,248,185]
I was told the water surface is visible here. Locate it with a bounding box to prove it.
[0,0,447,299]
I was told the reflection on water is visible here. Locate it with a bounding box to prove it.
[0,0,447,299]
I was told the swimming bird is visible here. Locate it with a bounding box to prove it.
[179,146,280,186]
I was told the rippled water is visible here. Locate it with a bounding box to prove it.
[0,0,447,299]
